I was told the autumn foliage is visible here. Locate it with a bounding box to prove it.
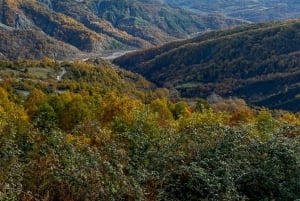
[0,60,299,201]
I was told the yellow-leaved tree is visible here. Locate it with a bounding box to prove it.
[25,89,46,119]
[98,92,143,126]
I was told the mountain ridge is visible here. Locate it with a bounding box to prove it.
[163,0,300,22]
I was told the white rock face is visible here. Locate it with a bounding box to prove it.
[15,14,34,29]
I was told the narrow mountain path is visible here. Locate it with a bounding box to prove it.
[57,67,66,81]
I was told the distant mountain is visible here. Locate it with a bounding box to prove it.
[164,0,300,22]
[114,19,300,111]
[0,0,245,59]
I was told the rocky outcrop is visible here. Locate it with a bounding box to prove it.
[0,52,7,60]
[15,13,35,29]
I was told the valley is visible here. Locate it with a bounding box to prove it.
[1,2,300,201]
[1,0,300,111]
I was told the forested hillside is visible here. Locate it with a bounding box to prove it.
[0,59,300,200]
[0,0,245,59]
[0,28,80,60]
[115,19,300,111]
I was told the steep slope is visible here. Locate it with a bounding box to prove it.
[0,0,245,59]
[164,0,300,22]
[114,19,300,111]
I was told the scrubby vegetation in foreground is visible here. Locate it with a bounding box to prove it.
[0,60,300,201]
